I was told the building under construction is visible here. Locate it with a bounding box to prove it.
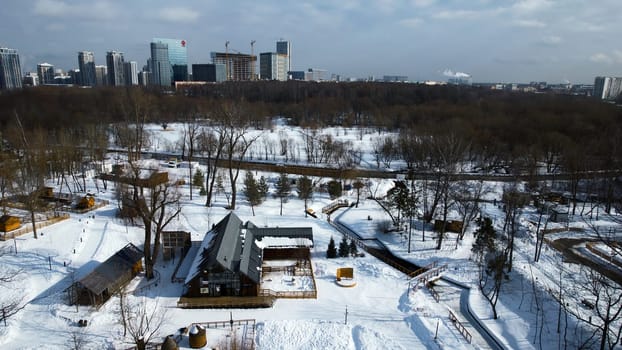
[210,52,257,81]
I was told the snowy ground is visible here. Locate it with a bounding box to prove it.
[1,122,621,349]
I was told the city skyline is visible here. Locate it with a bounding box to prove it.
[1,0,622,83]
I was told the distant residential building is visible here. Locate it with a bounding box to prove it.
[448,76,472,85]
[68,69,81,85]
[276,40,291,73]
[37,63,55,85]
[192,63,226,82]
[211,52,256,81]
[124,61,138,85]
[152,38,188,82]
[306,68,327,82]
[383,75,408,83]
[259,52,287,81]
[95,65,107,86]
[0,47,23,90]
[150,42,171,87]
[593,76,622,100]
[78,51,96,86]
[22,72,38,87]
[138,70,150,86]
[289,70,306,80]
[106,51,125,86]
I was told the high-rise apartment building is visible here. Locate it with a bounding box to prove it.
[259,52,287,81]
[276,40,291,73]
[593,76,622,100]
[152,38,188,82]
[0,47,23,90]
[95,65,107,86]
[150,42,171,86]
[106,51,125,86]
[78,51,96,86]
[124,61,138,85]
[37,63,55,85]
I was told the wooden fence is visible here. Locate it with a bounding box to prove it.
[449,309,472,344]
[0,213,70,241]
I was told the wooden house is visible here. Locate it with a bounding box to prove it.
[0,215,21,232]
[183,213,313,299]
[68,243,143,307]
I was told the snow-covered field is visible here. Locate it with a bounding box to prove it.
[1,122,620,349]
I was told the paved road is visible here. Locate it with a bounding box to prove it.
[109,148,621,182]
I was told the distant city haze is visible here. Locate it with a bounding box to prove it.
[2,0,622,83]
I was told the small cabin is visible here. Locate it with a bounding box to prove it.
[68,243,143,307]
[434,220,464,233]
[0,215,21,232]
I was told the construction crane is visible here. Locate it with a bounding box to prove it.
[225,41,231,80]
[250,40,256,80]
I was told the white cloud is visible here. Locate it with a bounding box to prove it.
[156,7,200,23]
[513,19,546,28]
[399,18,423,28]
[411,0,436,7]
[33,0,117,20]
[433,9,481,20]
[539,35,562,46]
[590,53,613,64]
[512,0,552,14]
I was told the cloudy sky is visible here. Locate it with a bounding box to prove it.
[1,0,621,83]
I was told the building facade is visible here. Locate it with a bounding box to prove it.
[0,47,23,90]
[276,40,291,73]
[152,38,188,82]
[211,52,256,81]
[124,61,138,85]
[78,51,96,86]
[192,63,226,82]
[106,51,125,86]
[259,52,288,81]
[95,65,107,86]
[150,42,171,87]
[37,63,55,85]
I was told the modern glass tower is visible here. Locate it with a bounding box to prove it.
[106,51,125,86]
[152,38,188,82]
[150,42,171,86]
[0,47,23,90]
[78,51,96,86]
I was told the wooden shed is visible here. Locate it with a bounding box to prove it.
[76,196,95,210]
[0,215,21,232]
[68,243,143,307]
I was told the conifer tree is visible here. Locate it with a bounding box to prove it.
[243,172,261,216]
[349,239,359,257]
[326,237,337,258]
[275,173,292,216]
[258,176,269,199]
[338,235,349,257]
[298,176,314,216]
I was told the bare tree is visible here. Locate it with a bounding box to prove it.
[119,294,167,350]
[220,103,260,210]
[13,114,48,239]
[573,267,622,350]
[123,168,182,279]
[0,248,25,326]
[501,184,530,272]
[472,217,506,319]
[183,119,201,200]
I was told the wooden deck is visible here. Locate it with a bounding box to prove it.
[177,296,275,309]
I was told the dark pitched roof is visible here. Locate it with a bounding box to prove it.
[78,243,143,295]
[186,213,313,286]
